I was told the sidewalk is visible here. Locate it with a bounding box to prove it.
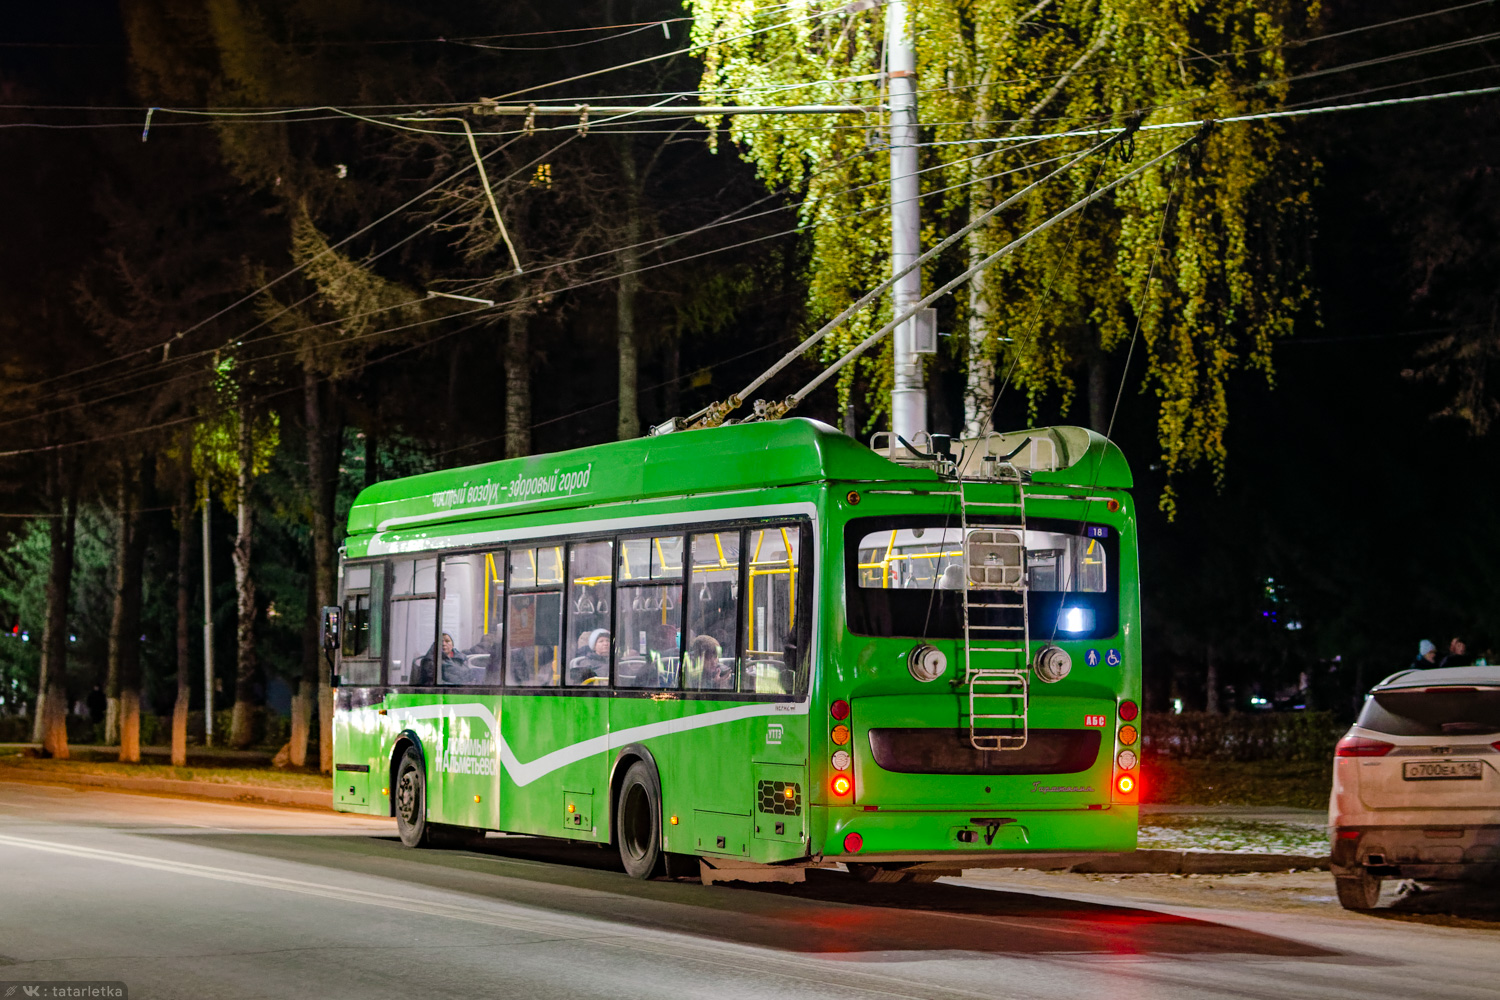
[0,744,331,809]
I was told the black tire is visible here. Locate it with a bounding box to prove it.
[616,761,663,879]
[393,748,430,848]
[1335,871,1382,911]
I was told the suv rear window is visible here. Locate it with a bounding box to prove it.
[1357,687,1500,736]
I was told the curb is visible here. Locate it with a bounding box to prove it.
[998,849,1329,874]
[0,768,333,810]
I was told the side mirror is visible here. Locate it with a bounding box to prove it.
[320,605,343,652]
[966,529,1024,588]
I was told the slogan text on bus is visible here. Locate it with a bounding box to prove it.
[429,462,594,510]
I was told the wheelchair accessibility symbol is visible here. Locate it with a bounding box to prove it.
[1084,649,1101,667]
[1105,649,1122,667]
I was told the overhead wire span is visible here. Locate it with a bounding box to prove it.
[774,127,1209,419]
[675,127,1131,431]
[4,140,1076,432]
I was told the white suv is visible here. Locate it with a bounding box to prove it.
[1329,665,1500,910]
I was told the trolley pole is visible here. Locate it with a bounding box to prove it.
[201,498,214,746]
[886,0,926,443]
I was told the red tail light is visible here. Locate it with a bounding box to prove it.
[831,699,851,720]
[831,774,852,796]
[1116,774,1135,795]
[1119,700,1139,722]
[843,832,863,852]
[1336,735,1394,757]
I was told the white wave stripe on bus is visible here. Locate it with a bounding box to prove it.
[382,700,807,788]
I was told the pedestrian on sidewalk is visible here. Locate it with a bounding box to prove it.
[1440,636,1474,669]
[1410,639,1438,670]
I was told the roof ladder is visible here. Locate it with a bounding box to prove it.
[957,464,1031,751]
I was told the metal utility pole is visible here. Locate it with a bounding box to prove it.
[886,0,926,442]
[201,499,214,746]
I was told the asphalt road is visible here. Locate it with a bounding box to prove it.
[2,780,1497,1000]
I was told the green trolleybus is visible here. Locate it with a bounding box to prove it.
[327,418,1142,882]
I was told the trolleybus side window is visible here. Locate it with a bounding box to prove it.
[684,530,742,691]
[847,517,1118,641]
[339,562,383,686]
[436,552,504,686]
[616,535,684,689]
[564,540,614,687]
[743,525,803,695]
[506,545,563,687]
[389,556,438,686]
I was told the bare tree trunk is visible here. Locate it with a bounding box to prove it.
[301,371,340,773]
[230,403,258,749]
[364,427,379,486]
[105,467,129,747]
[106,459,148,763]
[964,74,995,440]
[616,140,642,441]
[1205,643,1220,715]
[172,440,192,767]
[662,332,681,421]
[37,454,77,758]
[504,309,531,459]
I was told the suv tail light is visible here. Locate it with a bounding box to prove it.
[1336,735,1395,757]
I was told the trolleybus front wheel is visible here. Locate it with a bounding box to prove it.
[393,747,480,849]
[616,761,664,879]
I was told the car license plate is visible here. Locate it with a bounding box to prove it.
[1403,760,1483,780]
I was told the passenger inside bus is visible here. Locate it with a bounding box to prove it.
[509,645,555,686]
[684,634,733,690]
[568,628,611,685]
[415,633,471,685]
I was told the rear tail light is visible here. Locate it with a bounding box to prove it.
[1493,741,1500,753]
[843,831,863,852]
[1336,829,1361,841]
[1119,700,1139,722]
[831,774,852,796]
[831,699,851,720]
[1336,735,1395,757]
[1116,774,1135,795]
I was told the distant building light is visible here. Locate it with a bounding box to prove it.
[1171,698,1183,715]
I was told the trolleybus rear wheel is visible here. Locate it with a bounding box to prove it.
[616,761,664,879]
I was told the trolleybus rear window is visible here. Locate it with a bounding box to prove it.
[846,517,1118,640]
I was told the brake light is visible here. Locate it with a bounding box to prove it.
[1336,735,1395,757]
[1119,700,1138,722]
[832,774,852,796]
[1116,774,1135,795]
[831,699,851,720]
[844,831,863,852]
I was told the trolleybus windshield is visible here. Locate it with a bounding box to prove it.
[846,516,1118,641]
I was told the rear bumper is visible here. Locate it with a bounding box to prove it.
[818,803,1137,860]
[1331,823,1500,881]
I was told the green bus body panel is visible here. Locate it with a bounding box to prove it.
[333,418,1140,866]
[345,419,1130,545]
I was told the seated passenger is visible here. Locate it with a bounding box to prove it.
[432,633,480,685]
[509,645,555,686]
[683,634,734,691]
[568,628,611,685]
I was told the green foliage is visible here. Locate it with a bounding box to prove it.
[687,0,1318,504]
